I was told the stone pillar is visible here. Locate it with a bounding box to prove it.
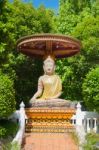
[93,118,97,133]
[87,118,90,133]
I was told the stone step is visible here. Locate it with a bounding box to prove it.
[22,133,79,150]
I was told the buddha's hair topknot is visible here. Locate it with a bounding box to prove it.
[43,55,55,65]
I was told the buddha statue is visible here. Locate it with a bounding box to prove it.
[29,56,71,107]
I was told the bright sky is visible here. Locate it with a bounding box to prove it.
[23,0,59,10]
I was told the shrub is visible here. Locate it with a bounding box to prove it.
[2,141,20,150]
[82,67,99,112]
[0,126,6,138]
[0,72,16,118]
[83,133,99,150]
[0,120,18,138]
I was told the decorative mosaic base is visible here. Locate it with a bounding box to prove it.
[25,107,75,133]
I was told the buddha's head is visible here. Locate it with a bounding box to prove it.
[43,56,55,75]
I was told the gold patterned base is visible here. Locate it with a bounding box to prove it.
[25,107,75,133]
[26,127,75,133]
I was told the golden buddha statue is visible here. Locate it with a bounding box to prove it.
[30,56,71,107]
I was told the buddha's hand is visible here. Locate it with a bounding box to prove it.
[29,97,36,104]
[45,97,53,100]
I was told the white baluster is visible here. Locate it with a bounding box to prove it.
[83,119,86,128]
[84,119,87,132]
[72,119,75,125]
[93,118,97,133]
[87,118,90,133]
[90,119,93,130]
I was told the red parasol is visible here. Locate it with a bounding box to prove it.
[17,34,81,58]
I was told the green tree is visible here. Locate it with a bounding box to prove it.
[82,67,99,112]
[60,0,97,13]
[56,1,78,34]
[0,72,16,118]
[54,0,99,103]
[0,0,6,14]
[0,0,98,111]
[0,0,54,107]
[73,4,99,63]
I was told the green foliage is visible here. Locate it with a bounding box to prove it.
[0,126,6,138]
[0,120,18,138]
[73,6,99,63]
[0,72,16,118]
[82,67,99,111]
[0,0,54,107]
[14,58,43,106]
[55,0,99,105]
[56,56,88,100]
[0,0,98,111]
[0,0,6,14]
[83,133,99,150]
[0,120,19,149]
[70,132,79,145]
[56,1,78,34]
[2,142,20,150]
[60,0,94,13]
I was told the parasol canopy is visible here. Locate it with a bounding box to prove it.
[17,34,81,58]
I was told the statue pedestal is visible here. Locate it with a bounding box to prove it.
[25,107,76,133]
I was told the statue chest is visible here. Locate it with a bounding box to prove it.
[42,76,56,87]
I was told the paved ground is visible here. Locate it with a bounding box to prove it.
[22,133,79,150]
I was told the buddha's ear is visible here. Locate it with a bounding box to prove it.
[54,65,56,71]
[43,65,46,74]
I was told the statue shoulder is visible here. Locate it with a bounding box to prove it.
[38,75,45,81]
[54,74,61,79]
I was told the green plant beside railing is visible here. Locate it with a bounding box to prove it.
[83,132,99,150]
[2,141,20,150]
[0,120,18,138]
[0,120,19,149]
[70,131,79,146]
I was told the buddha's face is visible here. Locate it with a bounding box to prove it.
[43,56,55,75]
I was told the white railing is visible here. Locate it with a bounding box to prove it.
[9,101,98,149]
[71,102,99,133]
[71,102,99,150]
[10,102,27,147]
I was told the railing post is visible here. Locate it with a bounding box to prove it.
[20,101,25,110]
[12,101,26,146]
[76,102,82,126]
[19,101,25,142]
